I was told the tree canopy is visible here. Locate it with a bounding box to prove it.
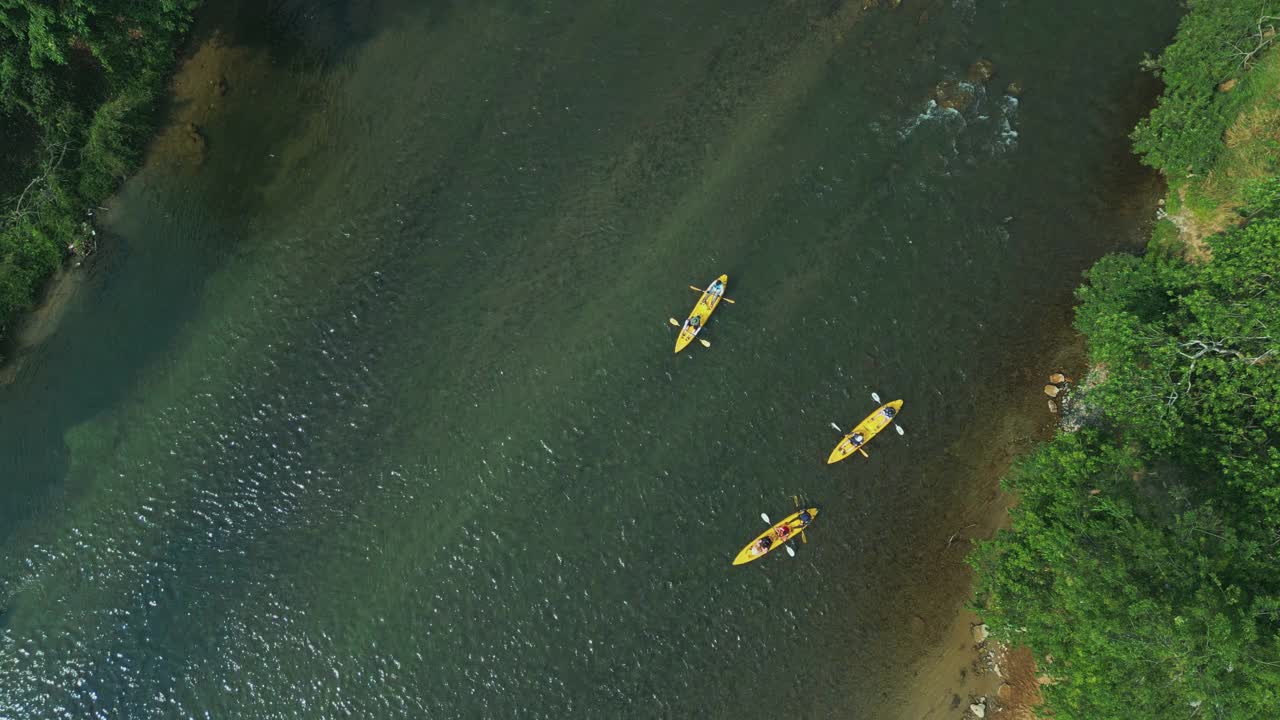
[0,0,197,342]
[973,86,1280,720]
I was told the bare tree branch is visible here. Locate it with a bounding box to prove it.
[1231,14,1280,70]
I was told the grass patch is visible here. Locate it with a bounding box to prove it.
[1179,44,1280,226]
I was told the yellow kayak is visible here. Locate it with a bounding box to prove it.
[732,507,819,566]
[826,400,904,464]
[675,274,728,353]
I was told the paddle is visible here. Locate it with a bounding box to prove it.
[669,318,712,347]
[688,285,735,303]
[759,512,798,557]
[830,421,870,457]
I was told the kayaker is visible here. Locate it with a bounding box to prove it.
[755,536,773,554]
[883,406,896,419]
[777,524,792,540]
[852,433,865,446]
[798,510,812,526]
[687,315,702,330]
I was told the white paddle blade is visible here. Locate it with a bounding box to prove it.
[698,338,711,348]
[871,392,881,403]
[785,545,796,557]
[760,513,771,524]
[669,318,681,327]
[829,422,842,432]
[896,425,905,436]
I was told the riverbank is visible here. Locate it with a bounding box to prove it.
[887,321,1099,720]
[0,4,273,382]
[0,3,199,348]
[966,3,1280,717]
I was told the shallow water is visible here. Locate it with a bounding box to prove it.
[0,1,1180,717]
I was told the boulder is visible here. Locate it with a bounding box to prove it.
[1043,384,1060,398]
[971,623,989,643]
[969,701,986,718]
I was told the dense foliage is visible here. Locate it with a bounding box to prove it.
[973,5,1280,713]
[1132,1,1280,176]
[0,1,197,342]
[971,205,1280,717]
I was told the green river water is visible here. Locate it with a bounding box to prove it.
[0,1,1181,717]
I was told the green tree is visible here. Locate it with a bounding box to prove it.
[0,0,198,342]
[1132,1,1280,175]
[972,433,1280,719]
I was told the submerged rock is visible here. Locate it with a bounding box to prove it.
[1005,81,1022,96]
[967,58,995,83]
[184,122,207,166]
[935,79,976,111]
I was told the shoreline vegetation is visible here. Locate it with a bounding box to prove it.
[0,1,198,350]
[969,2,1280,718]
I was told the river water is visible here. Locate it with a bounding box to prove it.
[0,1,1180,717]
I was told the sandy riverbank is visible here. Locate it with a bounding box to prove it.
[885,327,1087,720]
[883,258,1160,719]
[0,13,269,385]
[0,264,90,386]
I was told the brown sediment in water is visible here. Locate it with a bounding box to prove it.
[881,315,1088,720]
[143,31,265,174]
[881,151,1164,717]
[0,265,90,385]
[0,23,270,380]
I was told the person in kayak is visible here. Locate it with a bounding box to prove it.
[705,280,723,304]
[776,524,792,540]
[798,510,813,526]
[842,433,864,455]
[753,536,773,555]
[883,406,896,419]
[687,315,702,330]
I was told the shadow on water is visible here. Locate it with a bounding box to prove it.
[208,0,455,67]
[0,0,401,541]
